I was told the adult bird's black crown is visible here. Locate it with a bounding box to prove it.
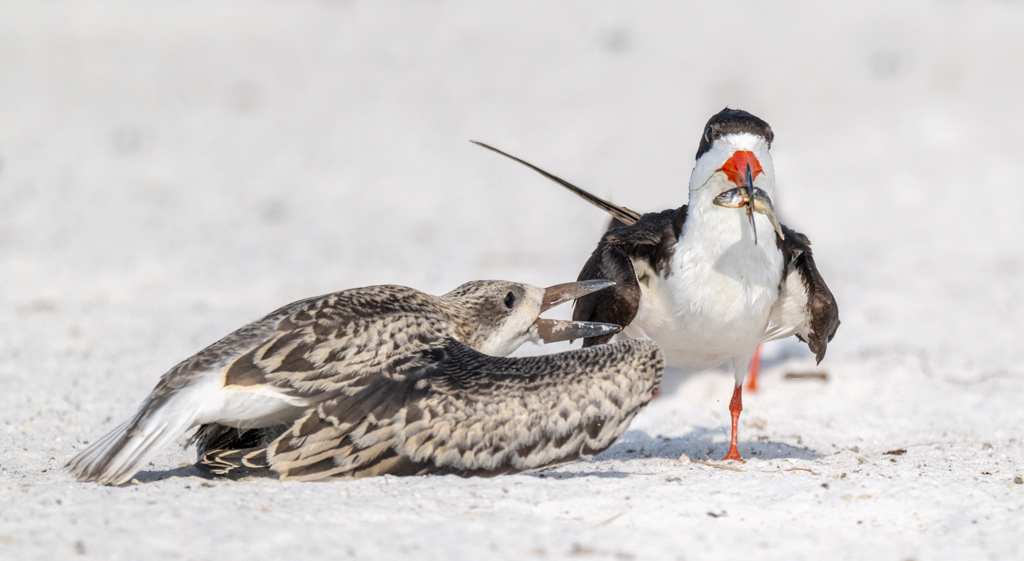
[696,107,774,159]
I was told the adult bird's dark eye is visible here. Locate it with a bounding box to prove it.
[504,292,515,309]
[704,127,713,143]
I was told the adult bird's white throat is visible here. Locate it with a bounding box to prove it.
[474,107,840,462]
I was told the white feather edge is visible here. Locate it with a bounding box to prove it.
[67,369,307,485]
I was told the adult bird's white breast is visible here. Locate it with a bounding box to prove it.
[632,209,784,370]
[630,132,784,371]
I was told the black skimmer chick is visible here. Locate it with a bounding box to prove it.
[67,280,663,484]
[473,107,840,461]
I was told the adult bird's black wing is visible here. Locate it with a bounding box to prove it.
[471,141,643,225]
[471,141,685,346]
[764,225,841,363]
[573,207,687,346]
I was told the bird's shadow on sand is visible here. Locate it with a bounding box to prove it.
[604,427,823,462]
[540,426,823,480]
[132,464,275,484]
[131,464,214,484]
[131,427,822,483]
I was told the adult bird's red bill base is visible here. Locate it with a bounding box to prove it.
[474,107,840,462]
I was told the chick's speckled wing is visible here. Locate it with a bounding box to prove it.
[161,285,455,402]
[266,338,665,481]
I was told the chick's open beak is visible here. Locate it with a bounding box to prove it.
[536,279,620,343]
[540,279,615,312]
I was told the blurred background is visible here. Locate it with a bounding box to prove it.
[1,0,1023,399]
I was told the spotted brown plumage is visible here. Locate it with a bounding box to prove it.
[66,279,628,485]
[256,338,663,480]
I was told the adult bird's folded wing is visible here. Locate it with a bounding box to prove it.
[573,207,688,346]
[763,225,840,363]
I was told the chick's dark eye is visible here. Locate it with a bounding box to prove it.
[503,292,515,309]
[704,127,713,143]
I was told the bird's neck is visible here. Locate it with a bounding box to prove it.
[682,179,781,256]
[435,299,479,346]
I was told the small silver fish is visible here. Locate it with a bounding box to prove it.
[712,188,749,209]
[712,187,785,240]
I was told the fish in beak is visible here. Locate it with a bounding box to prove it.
[751,188,785,240]
[536,279,621,343]
[712,150,784,242]
[713,187,785,241]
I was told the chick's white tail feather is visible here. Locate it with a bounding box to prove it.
[66,396,198,486]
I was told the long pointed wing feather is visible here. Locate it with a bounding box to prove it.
[472,141,643,226]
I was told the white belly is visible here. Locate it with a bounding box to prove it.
[628,206,784,371]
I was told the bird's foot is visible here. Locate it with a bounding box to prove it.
[722,444,744,462]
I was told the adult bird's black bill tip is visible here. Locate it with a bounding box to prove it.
[744,164,758,244]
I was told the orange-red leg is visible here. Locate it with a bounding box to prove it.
[745,344,762,392]
[723,383,744,461]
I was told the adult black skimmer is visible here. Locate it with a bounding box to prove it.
[473,107,840,461]
[68,279,664,484]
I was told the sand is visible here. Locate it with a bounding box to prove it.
[1,1,1023,559]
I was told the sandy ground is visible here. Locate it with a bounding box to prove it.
[2,1,1024,559]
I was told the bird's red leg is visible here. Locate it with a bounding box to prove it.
[723,383,744,461]
[745,344,762,392]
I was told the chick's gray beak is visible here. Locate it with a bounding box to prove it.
[540,279,616,312]
[536,279,620,343]
[535,318,621,344]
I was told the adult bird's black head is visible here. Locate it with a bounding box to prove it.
[693,108,782,244]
